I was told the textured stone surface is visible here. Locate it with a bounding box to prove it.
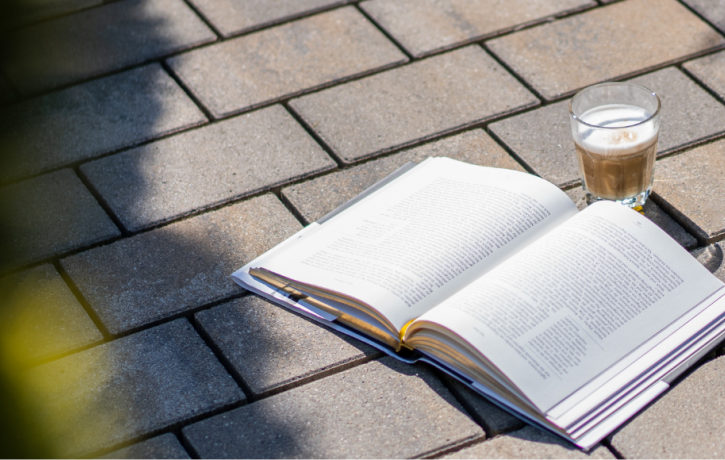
[0,264,102,363]
[61,195,301,335]
[0,65,206,183]
[565,187,697,249]
[681,0,725,35]
[290,45,538,164]
[103,433,190,459]
[488,100,577,187]
[24,319,243,457]
[187,0,350,37]
[684,51,725,102]
[361,0,594,57]
[489,67,725,187]
[169,7,406,118]
[629,67,725,155]
[183,357,483,458]
[487,0,725,100]
[0,0,216,95]
[611,355,725,458]
[652,139,725,243]
[691,243,725,282]
[283,130,525,223]
[439,374,524,436]
[446,426,613,459]
[0,0,104,30]
[0,169,120,273]
[82,105,333,232]
[195,295,377,395]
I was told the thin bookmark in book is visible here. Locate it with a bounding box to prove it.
[399,319,416,351]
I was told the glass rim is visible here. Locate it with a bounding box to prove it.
[568,82,661,130]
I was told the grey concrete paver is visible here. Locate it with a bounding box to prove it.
[489,67,725,188]
[187,0,350,37]
[0,64,206,184]
[0,0,216,95]
[282,130,525,223]
[691,243,725,281]
[439,374,524,436]
[290,45,538,164]
[487,0,725,101]
[168,7,407,118]
[25,319,243,457]
[652,139,725,244]
[195,295,377,396]
[183,357,483,458]
[565,187,697,249]
[681,0,725,35]
[82,105,333,232]
[445,426,613,459]
[488,100,577,187]
[0,169,120,273]
[631,67,725,155]
[360,0,594,58]
[0,264,102,363]
[61,194,302,335]
[610,355,725,458]
[0,0,104,31]
[102,433,190,459]
[684,50,725,102]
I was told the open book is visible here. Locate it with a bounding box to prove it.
[232,157,725,449]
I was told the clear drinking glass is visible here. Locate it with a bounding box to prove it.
[569,82,661,209]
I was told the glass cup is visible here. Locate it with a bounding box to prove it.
[569,82,661,209]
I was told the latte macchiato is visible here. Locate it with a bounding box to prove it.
[569,83,661,209]
[574,104,658,201]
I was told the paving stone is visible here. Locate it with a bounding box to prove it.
[0,169,120,273]
[187,0,350,37]
[610,355,725,458]
[61,195,302,335]
[183,357,483,458]
[0,0,104,30]
[0,64,206,184]
[0,264,102,364]
[629,67,725,155]
[489,67,725,188]
[282,129,525,223]
[0,0,216,95]
[684,50,725,102]
[290,45,538,164]
[82,105,334,232]
[691,242,725,281]
[195,295,378,396]
[103,433,190,459]
[360,0,594,58]
[681,0,725,35]
[168,7,407,119]
[445,426,613,459]
[438,374,524,436]
[652,139,725,244]
[565,187,697,249]
[488,100,577,187]
[487,0,725,101]
[24,319,243,457]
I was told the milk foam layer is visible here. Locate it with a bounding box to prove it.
[576,104,657,156]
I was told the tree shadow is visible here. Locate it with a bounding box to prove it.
[0,1,386,458]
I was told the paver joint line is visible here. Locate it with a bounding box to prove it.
[4,0,725,457]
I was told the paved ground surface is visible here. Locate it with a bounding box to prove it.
[1,0,725,457]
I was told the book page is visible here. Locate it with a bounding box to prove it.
[417,200,723,412]
[261,157,578,331]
